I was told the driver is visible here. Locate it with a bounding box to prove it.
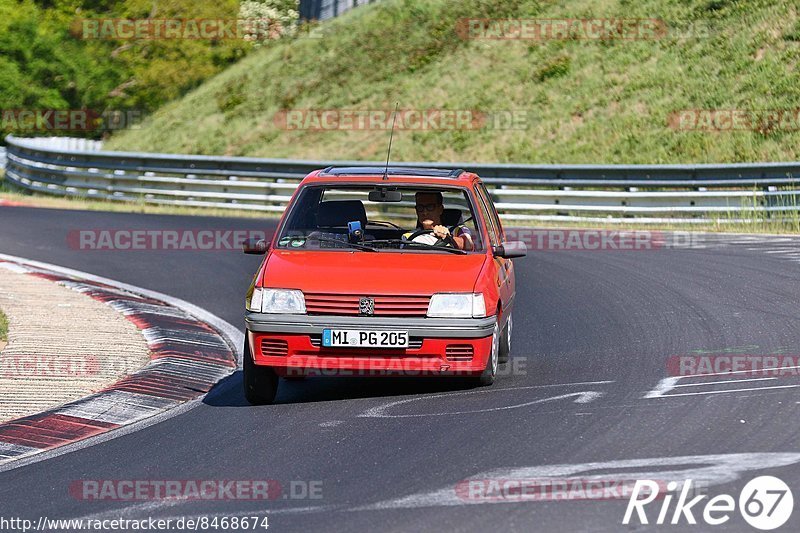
[409,191,474,251]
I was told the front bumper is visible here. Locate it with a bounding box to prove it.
[245,313,496,376]
[246,313,496,338]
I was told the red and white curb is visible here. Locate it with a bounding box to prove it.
[0,254,241,468]
[0,199,26,207]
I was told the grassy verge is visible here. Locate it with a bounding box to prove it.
[0,309,8,344]
[506,217,800,234]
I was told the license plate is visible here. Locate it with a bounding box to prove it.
[322,329,409,348]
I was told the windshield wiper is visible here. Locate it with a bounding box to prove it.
[368,239,466,255]
[313,237,380,252]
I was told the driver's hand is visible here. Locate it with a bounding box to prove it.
[433,225,450,239]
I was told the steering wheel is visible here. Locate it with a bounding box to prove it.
[407,228,457,248]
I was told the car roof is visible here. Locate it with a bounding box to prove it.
[303,166,480,186]
[320,166,464,178]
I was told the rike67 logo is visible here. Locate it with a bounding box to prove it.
[624,476,793,530]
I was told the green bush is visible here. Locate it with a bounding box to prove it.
[0,0,299,140]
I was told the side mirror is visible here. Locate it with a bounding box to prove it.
[492,241,527,259]
[243,238,269,255]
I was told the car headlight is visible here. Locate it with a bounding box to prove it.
[247,288,306,314]
[427,293,486,318]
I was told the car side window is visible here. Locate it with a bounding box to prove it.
[473,186,499,247]
[477,183,505,243]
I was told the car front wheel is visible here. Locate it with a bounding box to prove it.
[498,313,512,364]
[475,321,500,386]
[243,338,279,405]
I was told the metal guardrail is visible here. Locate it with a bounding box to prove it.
[4,135,800,223]
[10,136,104,152]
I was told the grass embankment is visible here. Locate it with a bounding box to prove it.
[107,0,800,164]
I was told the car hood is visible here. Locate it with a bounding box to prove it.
[261,250,487,295]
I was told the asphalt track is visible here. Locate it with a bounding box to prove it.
[1,205,800,532]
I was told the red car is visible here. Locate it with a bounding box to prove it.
[242,167,526,404]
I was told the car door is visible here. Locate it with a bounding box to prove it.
[474,182,514,314]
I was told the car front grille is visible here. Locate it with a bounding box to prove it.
[261,338,289,357]
[445,344,474,362]
[304,293,430,317]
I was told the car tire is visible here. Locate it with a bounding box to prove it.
[474,321,500,386]
[243,339,279,405]
[498,313,512,365]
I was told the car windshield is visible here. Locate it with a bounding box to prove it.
[275,185,485,253]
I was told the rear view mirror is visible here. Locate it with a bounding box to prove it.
[243,238,269,255]
[368,189,403,202]
[493,241,527,259]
